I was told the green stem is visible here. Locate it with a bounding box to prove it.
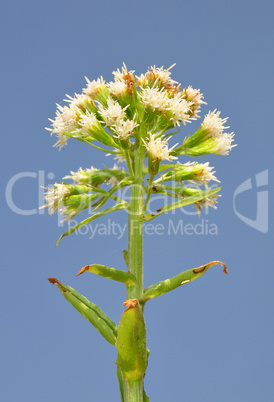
[124,378,143,402]
[125,149,135,178]
[122,141,145,401]
[127,143,145,300]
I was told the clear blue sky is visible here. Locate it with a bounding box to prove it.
[1,1,273,401]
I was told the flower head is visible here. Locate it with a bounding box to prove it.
[83,76,109,107]
[137,64,178,91]
[77,110,101,136]
[84,76,105,96]
[108,63,136,98]
[63,167,97,184]
[168,94,192,126]
[64,93,95,112]
[112,119,138,140]
[211,133,236,155]
[107,80,128,98]
[42,183,70,215]
[182,86,206,118]
[182,162,220,185]
[46,104,80,149]
[195,194,220,216]
[112,63,135,82]
[202,109,229,138]
[98,98,127,126]
[143,134,178,162]
[140,87,170,113]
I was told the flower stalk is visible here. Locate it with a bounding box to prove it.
[44,63,235,401]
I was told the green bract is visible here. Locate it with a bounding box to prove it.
[116,300,148,381]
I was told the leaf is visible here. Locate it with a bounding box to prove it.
[143,187,221,221]
[56,202,128,246]
[158,163,178,172]
[92,177,133,212]
[48,278,118,345]
[141,261,227,302]
[116,366,125,402]
[143,389,150,401]
[76,264,136,286]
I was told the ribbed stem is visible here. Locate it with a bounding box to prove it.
[127,145,145,300]
[123,143,145,401]
[124,378,143,402]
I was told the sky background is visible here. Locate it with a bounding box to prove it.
[1,0,273,401]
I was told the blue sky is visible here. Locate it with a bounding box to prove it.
[1,1,273,401]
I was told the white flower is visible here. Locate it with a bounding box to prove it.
[112,63,135,81]
[202,109,229,138]
[183,86,206,118]
[143,133,178,161]
[98,98,127,126]
[140,87,170,112]
[77,110,99,136]
[112,119,138,140]
[107,80,127,97]
[42,183,70,215]
[195,193,220,216]
[63,166,97,184]
[212,133,236,155]
[83,76,105,97]
[137,64,177,87]
[64,93,92,110]
[150,64,177,85]
[168,94,191,126]
[183,162,219,185]
[46,104,80,149]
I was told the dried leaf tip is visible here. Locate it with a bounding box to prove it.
[76,265,90,276]
[193,266,206,274]
[48,277,67,291]
[48,277,59,285]
[193,260,228,275]
[122,299,138,310]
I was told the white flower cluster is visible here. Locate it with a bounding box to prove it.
[107,63,134,97]
[202,109,235,155]
[195,194,220,216]
[63,166,97,184]
[98,98,137,140]
[46,64,235,160]
[83,76,105,97]
[140,87,170,113]
[77,111,99,137]
[42,183,70,215]
[143,134,178,162]
[136,64,178,87]
[44,64,236,222]
[140,86,194,126]
[183,161,220,185]
[46,104,80,149]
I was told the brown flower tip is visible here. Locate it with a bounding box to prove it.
[223,265,228,274]
[122,299,138,310]
[76,265,90,276]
